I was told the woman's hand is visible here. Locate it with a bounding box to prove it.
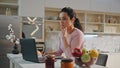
[61,27,67,38]
[61,27,69,49]
[44,49,55,55]
[37,50,42,56]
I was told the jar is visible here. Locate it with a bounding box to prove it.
[61,58,73,68]
[45,55,55,68]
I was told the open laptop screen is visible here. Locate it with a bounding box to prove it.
[20,38,39,63]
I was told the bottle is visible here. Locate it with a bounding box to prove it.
[45,55,55,68]
[97,16,101,22]
[61,58,73,68]
[6,8,11,15]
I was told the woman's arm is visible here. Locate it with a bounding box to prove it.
[45,36,63,56]
[64,31,84,58]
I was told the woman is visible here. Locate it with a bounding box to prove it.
[47,7,84,58]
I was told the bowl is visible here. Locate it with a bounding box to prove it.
[75,57,96,67]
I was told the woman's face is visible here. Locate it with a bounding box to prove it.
[59,12,74,30]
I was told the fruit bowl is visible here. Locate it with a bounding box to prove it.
[72,48,99,68]
[75,57,96,67]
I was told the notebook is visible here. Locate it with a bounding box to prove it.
[20,38,45,63]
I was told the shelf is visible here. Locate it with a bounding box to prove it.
[105,14,120,24]
[44,7,120,35]
[87,13,104,23]
[45,7,60,12]
[0,2,18,6]
[87,22,104,25]
[85,32,120,36]
[103,33,120,35]
[76,13,85,22]
[85,32,104,35]
[46,31,60,33]
[45,20,60,23]
[105,23,120,26]
[0,0,18,15]
[0,0,18,3]
[80,21,85,23]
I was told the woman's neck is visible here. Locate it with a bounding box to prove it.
[67,27,75,34]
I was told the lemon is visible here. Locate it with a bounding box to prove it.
[89,49,99,58]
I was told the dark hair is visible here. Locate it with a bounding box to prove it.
[60,7,83,32]
[22,32,25,38]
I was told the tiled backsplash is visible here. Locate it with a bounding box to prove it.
[85,35,120,53]
[45,32,120,53]
[45,31,59,52]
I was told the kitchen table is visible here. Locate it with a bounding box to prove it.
[7,53,108,68]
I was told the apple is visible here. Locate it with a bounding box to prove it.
[74,48,81,52]
[72,48,82,57]
[82,48,87,54]
[81,53,91,63]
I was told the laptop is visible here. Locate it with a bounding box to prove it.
[20,38,45,63]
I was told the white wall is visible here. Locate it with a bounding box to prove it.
[45,0,90,10]
[45,0,120,13]
[19,0,44,17]
[18,0,120,16]
[90,0,120,13]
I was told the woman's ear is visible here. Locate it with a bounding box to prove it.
[71,17,75,24]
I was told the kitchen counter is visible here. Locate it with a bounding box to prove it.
[7,53,108,68]
[105,53,120,68]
